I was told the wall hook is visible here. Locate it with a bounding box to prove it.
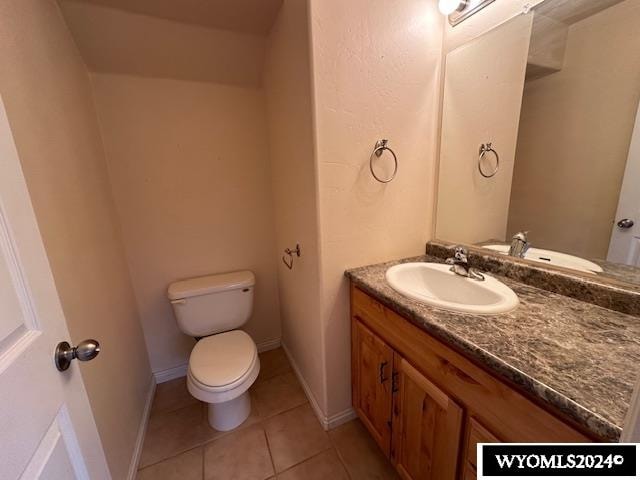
[282,244,301,270]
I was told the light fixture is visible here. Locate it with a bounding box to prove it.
[439,0,495,27]
[438,0,466,15]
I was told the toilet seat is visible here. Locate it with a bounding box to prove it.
[189,330,257,389]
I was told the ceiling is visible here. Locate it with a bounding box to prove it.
[535,0,626,25]
[58,0,283,36]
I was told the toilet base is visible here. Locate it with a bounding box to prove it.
[207,390,251,431]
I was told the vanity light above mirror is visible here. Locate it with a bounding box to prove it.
[438,0,496,26]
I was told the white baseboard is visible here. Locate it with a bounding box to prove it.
[127,375,156,480]
[256,337,281,353]
[153,363,188,384]
[280,342,355,431]
[153,337,282,384]
[326,406,357,429]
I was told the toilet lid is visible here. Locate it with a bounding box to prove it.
[189,330,257,387]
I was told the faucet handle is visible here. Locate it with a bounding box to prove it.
[512,231,529,242]
[453,246,468,262]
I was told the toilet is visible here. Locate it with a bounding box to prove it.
[167,270,259,431]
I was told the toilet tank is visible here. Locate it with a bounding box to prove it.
[168,271,255,337]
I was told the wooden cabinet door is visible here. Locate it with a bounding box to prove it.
[391,355,463,480]
[465,417,500,471]
[352,318,394,456]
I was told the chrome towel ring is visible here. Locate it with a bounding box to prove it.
[370,139,398,183]
[478,142,499,178]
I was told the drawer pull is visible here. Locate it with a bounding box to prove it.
[379,361,389,383]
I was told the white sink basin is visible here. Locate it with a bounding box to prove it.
[385,263,519,314]
[482,244,603,274]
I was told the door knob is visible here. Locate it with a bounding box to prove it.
[617,218,635,229]
[55,339,100,371]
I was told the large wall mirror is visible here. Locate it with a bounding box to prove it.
[435,0,640,286]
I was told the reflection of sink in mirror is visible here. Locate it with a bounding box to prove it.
[385,263,519,314]
[434,0,640,288]
[483,245,604,274]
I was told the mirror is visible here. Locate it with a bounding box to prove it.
[435,0,640,287]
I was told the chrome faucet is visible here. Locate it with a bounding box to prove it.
[508,231,530,258]
[446,247,485,281]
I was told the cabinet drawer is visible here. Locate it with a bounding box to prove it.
[466,417,500,469]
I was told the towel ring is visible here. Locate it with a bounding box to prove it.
[478,142,499,178]
[370,139,398,183]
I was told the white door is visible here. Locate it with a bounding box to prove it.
[608,100,640,266]
[0,98,110,479]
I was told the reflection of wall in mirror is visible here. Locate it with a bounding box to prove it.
[507,0,640,260]
[436,13,533,245]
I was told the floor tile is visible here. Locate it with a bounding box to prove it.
[204,424,274,480]
[151,377,199,415]
[256,348,292,383]
[252,372,307,418]
[137,447,203,480]
[140,403,214,468]
[277,449,348,480]
[329,419,399,480]
[263,404,331,473]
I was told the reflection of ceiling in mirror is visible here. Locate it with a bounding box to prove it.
[534,0,626,25]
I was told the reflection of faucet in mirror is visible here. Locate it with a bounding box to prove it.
[446,246,485,281]
[508,231,530,259]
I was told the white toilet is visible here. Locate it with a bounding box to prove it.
[167,270,260,431]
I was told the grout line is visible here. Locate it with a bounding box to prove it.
[151,398,201,418]
[262,426,278,477]
[326,425,354,480]
[137,444,204,473]
[273,447,336,476]
[259,400,309,421]
[201,440,205,480]
[329,439,353,480]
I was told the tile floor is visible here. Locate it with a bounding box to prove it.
[137,348,399,480]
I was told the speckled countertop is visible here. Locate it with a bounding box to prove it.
[346,255,640,442]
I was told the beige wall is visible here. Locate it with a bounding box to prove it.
[59,1,266,87]
[263,0,325,413]
[310,0,444,416]
[0,1,151,478]
[92,74,282,373]
[436,14,533,245]
[508,0,640,259]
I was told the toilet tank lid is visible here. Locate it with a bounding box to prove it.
[167,270,255,300]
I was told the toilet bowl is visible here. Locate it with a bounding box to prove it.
[186,330,260,431]
[168,271,259,431]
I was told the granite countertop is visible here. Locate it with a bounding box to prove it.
[346,255,640,442]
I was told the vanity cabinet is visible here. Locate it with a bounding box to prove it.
[350,285,593,480]
[352,320,394,456]
[391,356,463,480]
[353,319,462,479]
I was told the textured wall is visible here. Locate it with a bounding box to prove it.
[310,0,444,416]
[92,74,282,373]
[0,1,151,478]
[59,1,266,87]
[264,0,325,413]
